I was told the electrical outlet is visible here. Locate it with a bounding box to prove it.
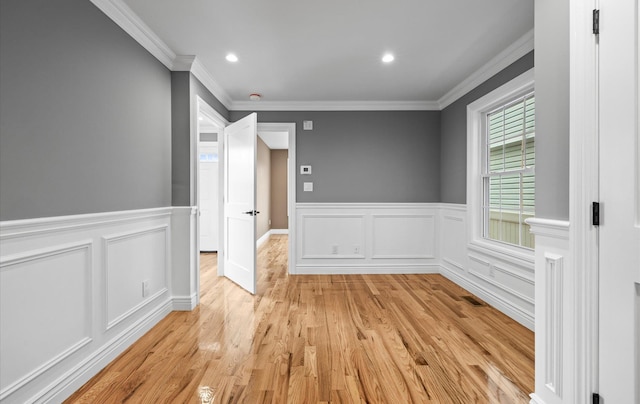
[142,280,150,297]
[332,245,338,254]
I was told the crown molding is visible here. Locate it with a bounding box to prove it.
[91,0,532,113]
[91,0,233,110]
[189,57,233,109]
[89,0,176,69]
[437,29,534,110]
[229,100,440,111]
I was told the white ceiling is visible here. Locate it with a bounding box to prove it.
[119,0,534,109]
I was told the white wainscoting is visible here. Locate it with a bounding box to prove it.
[527,218,571,404]
[296,204,440,274]
[296,203,535,330]
[439,205,535,330]
[0,207,195,404]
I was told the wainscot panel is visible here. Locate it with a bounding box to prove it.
[527,218,571,404]
[296,204,440,274]
[0,208,187,403]
[439,204,535,330]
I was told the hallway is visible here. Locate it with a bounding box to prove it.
[66,235,533,403]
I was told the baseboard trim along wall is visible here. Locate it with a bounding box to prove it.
[0,207,196,404]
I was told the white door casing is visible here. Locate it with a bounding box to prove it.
[199,143,219,251]
[597,0,640,402]
[223,113,258,294]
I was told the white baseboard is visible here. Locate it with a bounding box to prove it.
[529,393,546,404]
[440,265,534,330]
[30,300,173,403]
[256,231,271,249]
[295,264,440,275]
[256,228,289,249]
[172,294,197,311]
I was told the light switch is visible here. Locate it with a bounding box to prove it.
[303,120,313,130]
[300,165,312,175]
[303,182,313,192]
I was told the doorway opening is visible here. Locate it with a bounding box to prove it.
[194,99,296,297]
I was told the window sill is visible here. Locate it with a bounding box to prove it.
[468,238,535,267]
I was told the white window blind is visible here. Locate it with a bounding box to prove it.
[482,93,535,248]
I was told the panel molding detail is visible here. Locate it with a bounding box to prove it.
[544,253,564,397]
[0,241,93,401]
[0,207,179,404]
[103,225,170,330]
[296,204,439,274]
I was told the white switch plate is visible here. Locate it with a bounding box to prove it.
[300,165,312,175]
[303,182,313,192]
[303,120,313,130]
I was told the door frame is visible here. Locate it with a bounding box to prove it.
[568,0,599,401]
[192,103,298,284]
[256,122,297,275]
[194,96,228,290]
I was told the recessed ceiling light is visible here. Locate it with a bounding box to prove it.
[382,53,395,63]
[226,53,238,62]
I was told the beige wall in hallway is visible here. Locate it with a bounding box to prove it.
[256,136,271,239]
[270,149,288,230]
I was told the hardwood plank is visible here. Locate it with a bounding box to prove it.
[65,235,533,403]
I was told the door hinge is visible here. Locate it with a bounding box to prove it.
[593,9,600,35]
[592,202,600,226]
[592,392,600,404]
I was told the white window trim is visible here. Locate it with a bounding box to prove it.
[467,68,535,263]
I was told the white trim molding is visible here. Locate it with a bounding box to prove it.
[88,0,176,68]
[527,217,572,404]
[229,100,440,111]
[89,0,533,112]
[439,29,535,109]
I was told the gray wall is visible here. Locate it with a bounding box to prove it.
[0,0,171,221]
[171,72,191,206]
[171,73,229,206]
[535,0,570,220]
[230,111,441,203]
[440,52,535,204]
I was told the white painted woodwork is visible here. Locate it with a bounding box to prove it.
[527,218,571,404]
[198,143,219,251]
[598,0,640,402]
[0,208,191,403]
[440,204,534,330]
[171,207,198,310]
[223,113,257,294]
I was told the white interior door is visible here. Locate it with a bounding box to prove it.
[597,0,640,402]
[199,143,219,251]
[223,113,258,294]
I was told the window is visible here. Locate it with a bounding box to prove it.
[483,93,535,248]
[467,69,535,255]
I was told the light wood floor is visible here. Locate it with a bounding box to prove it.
[66,235,534,403]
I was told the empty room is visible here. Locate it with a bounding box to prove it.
[1,0,638,403]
